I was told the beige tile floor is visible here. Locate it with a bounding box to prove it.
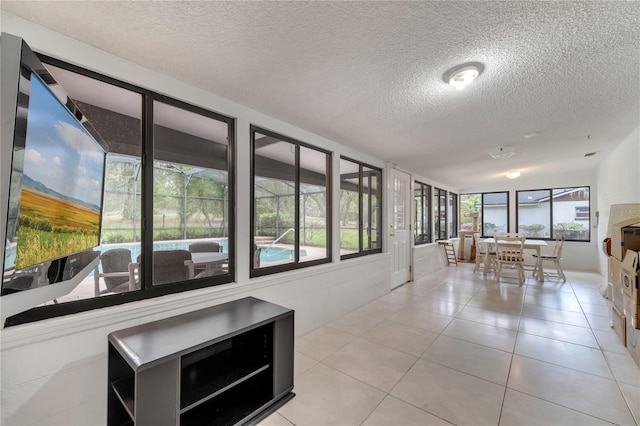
[260,263,640,426]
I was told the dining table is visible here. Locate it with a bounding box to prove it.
[482,238,548,281]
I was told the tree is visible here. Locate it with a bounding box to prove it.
[187,175,226,230]
[340,189,358,226]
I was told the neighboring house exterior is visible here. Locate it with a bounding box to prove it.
[517,188,590,239]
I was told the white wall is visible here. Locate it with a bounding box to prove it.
[596,127,640,274]
[413,243,448,278]
[0,14,393,425]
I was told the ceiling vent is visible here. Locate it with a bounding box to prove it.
[584,152,597,157]
[489,146,516,159]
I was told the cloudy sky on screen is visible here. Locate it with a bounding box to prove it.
[23,73,104,209]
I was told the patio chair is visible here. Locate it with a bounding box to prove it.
[1,261,51,295]
[189,241,223,275]
[495,235,526,284]
[188,241,222,253]
[254,243,262,268]
[532,235,566,281]
[94,248,134,296]
[129,250,194,288]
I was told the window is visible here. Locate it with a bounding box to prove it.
[340,157,382,258]
[251,127,330,276]
[151,100,232,286]
[5,57,235,326]
[449,192,458,238]
[460,191,509,237]
[362,165,381,251]
[482,192,509,237]
[517,190,550,237]
[433,187,447,240]
[517,187,590,241]
[414,181,431,245]
[460,193,481,233]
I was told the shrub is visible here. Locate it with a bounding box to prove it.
[554,222,584,231]
[483,222,504,235]
[154,229,182,241]
[256,213,295,242]
[101,229,141,243]
[186,227,225,239]
[554,222,588,240]
[519,224,545,237]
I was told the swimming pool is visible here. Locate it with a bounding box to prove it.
[101,240,305,264]
[259,246,307,262]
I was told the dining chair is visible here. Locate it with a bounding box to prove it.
[494,235,526,284]
[495,232,526,238]
[473,232,495,275]
[532,235,566,281]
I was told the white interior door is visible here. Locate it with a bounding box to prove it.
[389,168,411,289]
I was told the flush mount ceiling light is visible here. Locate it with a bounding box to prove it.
[489,146,516,159]
[506,171,521,179]
[443,62,484,90]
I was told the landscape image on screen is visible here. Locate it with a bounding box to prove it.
[13,73,105,270]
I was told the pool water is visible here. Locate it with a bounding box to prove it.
[101,240,305,264]
[260,247,307,262]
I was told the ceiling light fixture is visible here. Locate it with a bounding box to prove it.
[506,171,521,179]
[489,146,516,159]
[443,62,484,91]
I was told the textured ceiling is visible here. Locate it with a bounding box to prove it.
[2,1,639,189]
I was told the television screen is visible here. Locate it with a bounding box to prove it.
[8,71,106,271]
[1,33,108,322]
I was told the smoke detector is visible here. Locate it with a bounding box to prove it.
[489,146,516,159]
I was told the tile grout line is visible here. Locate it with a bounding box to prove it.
[572,278,640,424]
[283,265,638,426]
[496,271,529,425]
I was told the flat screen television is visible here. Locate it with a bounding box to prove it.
[1,33,108,324]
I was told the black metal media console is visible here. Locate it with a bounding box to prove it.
[107,297,294,425]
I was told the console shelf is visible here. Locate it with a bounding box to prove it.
[107,297,294,426]
[111,376,135,418]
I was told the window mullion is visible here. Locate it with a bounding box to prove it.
[141,95,154,290]
[359,165,364,252]
[549,189,554,239]
[294,144,300,263]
